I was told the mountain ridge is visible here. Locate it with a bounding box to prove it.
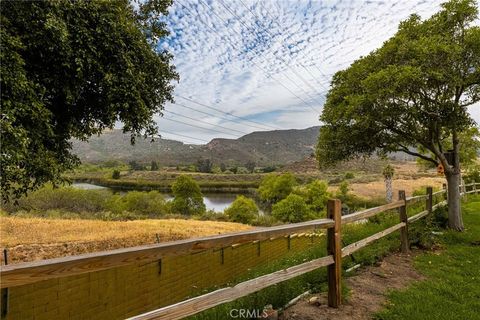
[72,126,321,166]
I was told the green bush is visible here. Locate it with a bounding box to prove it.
[464,165,480,183]
[170,175,206,215]
[112,170,121,179]
[293,180,330,216]
[111,191,167,217]
[258,173,297,205]
[344,172,355,179]
[224,195,259,224]
[271,194,314,223]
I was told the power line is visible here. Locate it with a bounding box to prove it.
[178,0,321,114]
[171,101,275,131]
[165,109,249,135]
[158,130,210,143]
[219,0,326,106]
[175,95,283,131]
[161,117,241,138]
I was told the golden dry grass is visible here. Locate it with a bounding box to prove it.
[0,217,251,264]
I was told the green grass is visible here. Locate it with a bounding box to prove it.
[375,195,480,320]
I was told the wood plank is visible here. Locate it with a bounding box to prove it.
[127,255,334,320]
[341,222,406,257]
[327,199,342,308]
[0,218,334,288]
[406,195,427,204]
[341,200,404,224]
[407,210,429,223]
[398,190,409,253]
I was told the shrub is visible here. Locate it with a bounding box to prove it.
[150,161,159,171]
[245,161,256,173]
[197,159,213,173]
[114,191,167,217]
[236,167,250,174]
[258,173,297,205]
[293,180,330,215]
[170,175,206,215]
[261,166,277,173]
[224,195,259,224]
[112,170,121,179]
[344,172,355,179]
[271,194,314,223]
[464,165,480,183]
[338,181,349,200]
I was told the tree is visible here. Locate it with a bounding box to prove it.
[170,175,206,215]
[150,161,159,171]
[316,0,479,231]
[112,170,121,180]
[383,164,395,203]
[196,159,213,173]
[224,195,259,224]
[128,161,144,171]
[0,0,178,202]
[258,173,297,205]
[272,194,314,223]
[293,180,330,213]
[245,161,256,173]
[220,163,227,172]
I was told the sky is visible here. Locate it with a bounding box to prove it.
[155,0,479,144]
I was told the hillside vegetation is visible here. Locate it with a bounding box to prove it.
[72,127,320,166]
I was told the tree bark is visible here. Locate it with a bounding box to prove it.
[445,171,464,231]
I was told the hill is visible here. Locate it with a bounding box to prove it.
[72,127,320,166]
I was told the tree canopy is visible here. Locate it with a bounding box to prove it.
[317,0,479,230]
[171,175,206,215]
[0,0,178,202]
[224,195,259,224]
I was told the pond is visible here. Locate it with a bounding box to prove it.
[72,182,239,212]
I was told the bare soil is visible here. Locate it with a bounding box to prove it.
[281,252,424,320]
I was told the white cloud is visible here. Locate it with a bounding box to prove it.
[154,0,478,143]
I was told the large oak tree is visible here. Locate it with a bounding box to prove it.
[1,0,178,202]
[317,0,479,230]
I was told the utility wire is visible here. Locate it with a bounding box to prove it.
[179,0,321,114]
[158,130,210,143]
[175,95,280,131]
[165,110,249,135]
[219,0,326,106]
[171,101,276,131]
[161,117,241,138]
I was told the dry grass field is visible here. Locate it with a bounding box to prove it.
[0,217,251,264]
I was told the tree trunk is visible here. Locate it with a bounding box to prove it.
[445,171,464,231]
[385,177,393,203]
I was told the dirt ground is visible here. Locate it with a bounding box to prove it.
[281,252,424,320]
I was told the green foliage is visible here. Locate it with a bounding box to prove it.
[196,159,213,173]
[220,163,227,172]
[224,195,259,224]
[1,0,178,202]
[293,180,330,215]
[271,194,314,223]
[464,164,480,183]
[150,161,159,171]
[171,175,206,215]
[375,196,480,320]
[4,186,169,219]
[261,166,277,173]
[338,181,349,199]
[344,172,355,179]
[317,0,479,174]
[245,161,256,173]
[382,164,395,179]
[258,173,297,205]
[112,170,121,180]
[129,161,145,171]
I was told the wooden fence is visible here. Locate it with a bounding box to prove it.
[1,183,478,320]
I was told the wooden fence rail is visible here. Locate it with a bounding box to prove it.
[1,183,479,320]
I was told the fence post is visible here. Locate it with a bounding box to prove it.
[327,199,342,308]
[474,183,477,195]
[443,183,447,200]
[426,187,433,213]
[398,190,409,253]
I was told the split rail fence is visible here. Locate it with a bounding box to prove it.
[1,183,478,320]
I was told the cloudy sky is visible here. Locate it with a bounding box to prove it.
[155,0,479,144]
